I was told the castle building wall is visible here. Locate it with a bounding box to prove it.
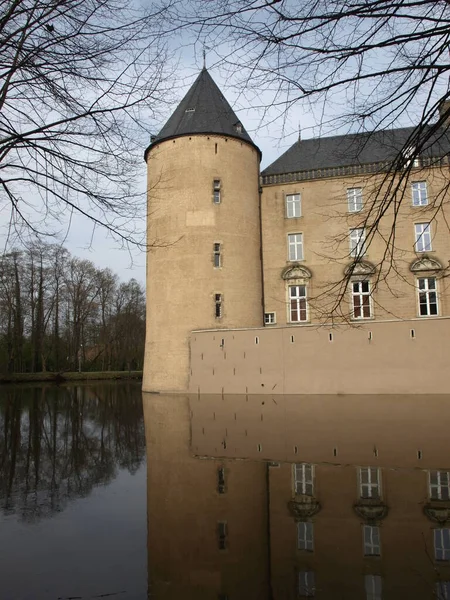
[260,168,450,326]
[189,317,450,394]
[143,135,263,392]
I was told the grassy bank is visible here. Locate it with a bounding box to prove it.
[0,371,143,384]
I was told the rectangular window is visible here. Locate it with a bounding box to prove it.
[418,277,438,316]
[436,581,450,600]
[214,243,221,268]
[415,222,432,252]
[213,179,221,204]
[215,293,222,318]
[217,521,228,550]
[430,471,450,500]
[349,227,366,257]
[217,467,226,494]
[347,188,363,212]
[359,467,381,499]
[435,529,450,561]
[298,522,314,551]
[294,463,314,496]
[365,575,382,600]
[363,525,381,556]
[289,285,308,322]
[264,312,276,325]
[298,571,315,597]
[412,181,428,206]
[352,281,371,319]
[288,233,304,261]
[286,193,301,218]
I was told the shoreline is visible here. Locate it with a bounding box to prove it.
[0,371,143,384]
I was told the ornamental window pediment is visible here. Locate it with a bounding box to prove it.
[282,264,312,280]
[410,256,443,273]
[344,260,376,277]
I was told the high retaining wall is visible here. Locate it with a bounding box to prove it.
[189,317,450,395]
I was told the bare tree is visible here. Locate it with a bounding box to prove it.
[1,0,173,245]
[163,0,450,318]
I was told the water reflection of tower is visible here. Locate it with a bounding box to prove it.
[143,394,270,599]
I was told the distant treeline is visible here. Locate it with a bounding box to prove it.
[0,242,145,373]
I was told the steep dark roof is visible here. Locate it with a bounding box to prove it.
[145,68,260,158]
[262,126,450,177]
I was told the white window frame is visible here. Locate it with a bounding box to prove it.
[418,277,438,317]
[436,581,450,600]
[213,179,221,204]
[294,463,314,496]
[347,187,363,212]
[289,285,308,323]
[365,575,382,600]
[351,280,372,319]
[264,312,276,325]
[349,227,366,257]
[363,525,381,556]
[430,471,450,500]
[359,467,381,499]
[412,181,428,206]
[297,522,314,552]
[286,193,302,218]
[298,571,315,597]
[435,528,450,561]
[287,233,304,261]
[414,222,432,252]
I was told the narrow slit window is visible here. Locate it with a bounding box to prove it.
[213,179,221,204]
[215,293,223,319]
[214,243,221,268]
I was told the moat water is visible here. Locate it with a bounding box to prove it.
[1,383,450,599]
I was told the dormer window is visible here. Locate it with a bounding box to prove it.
[185,107,195,113]
[234,122,242,133]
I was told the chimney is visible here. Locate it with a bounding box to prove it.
[438,100,450,128]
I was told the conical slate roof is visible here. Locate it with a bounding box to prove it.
[145,68,260,158]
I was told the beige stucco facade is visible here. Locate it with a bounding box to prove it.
[143,134,263,392]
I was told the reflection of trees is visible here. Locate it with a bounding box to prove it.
[0,383,145,522]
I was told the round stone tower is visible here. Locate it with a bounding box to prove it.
[143,68,263,393]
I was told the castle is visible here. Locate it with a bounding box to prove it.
[142,68,450,395]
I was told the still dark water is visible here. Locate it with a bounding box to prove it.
[1,385,450,599]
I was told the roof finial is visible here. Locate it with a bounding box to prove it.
[298,121,302,142]
[203,46,206,69]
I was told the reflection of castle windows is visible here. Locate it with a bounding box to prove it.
[430,471,450,500]
[365,575,382,600]
[359,467,381,499]
[434,529,450,561]
[217,466,226,494]
[297,521,314,551]
[217,521,228,550]
[436,581,450,599]
[298,571,315,597]
[363,525,381,556]
[294,463,314,496]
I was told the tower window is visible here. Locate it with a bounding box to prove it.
[217,467,226,494]
[214,243,221,268]
[215,293,223,318]
[217,521,228,550]
[213,179,221,204]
